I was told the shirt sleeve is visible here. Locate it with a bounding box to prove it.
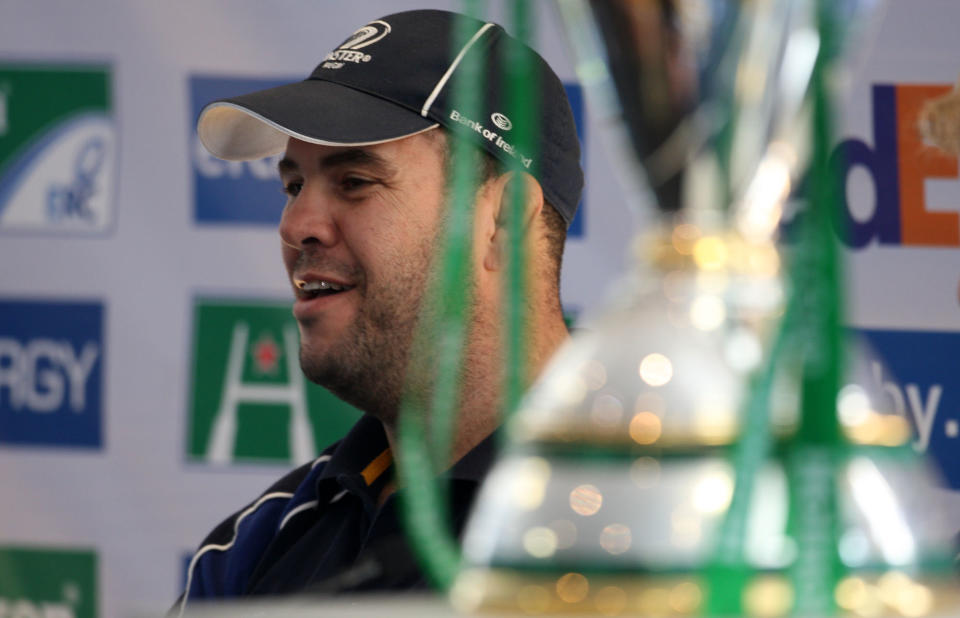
[173,461,315,615]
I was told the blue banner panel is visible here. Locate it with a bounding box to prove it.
[860,328,960,489]
[190,75,296,225]
[564,82,585,238]
[0,299,104,447]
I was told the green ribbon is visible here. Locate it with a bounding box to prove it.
[708,1,849,615]
[395,0,538,591]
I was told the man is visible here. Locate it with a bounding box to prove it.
[177,8,582,611]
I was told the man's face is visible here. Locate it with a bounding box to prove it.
[277,131,449,417]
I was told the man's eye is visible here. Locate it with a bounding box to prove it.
[340,176,373,191]
[282,181,303,197]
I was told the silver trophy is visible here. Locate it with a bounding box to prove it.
[452,1,959,616]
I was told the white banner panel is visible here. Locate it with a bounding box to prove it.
[0,1,957,616]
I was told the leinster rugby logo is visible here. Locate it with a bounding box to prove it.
[340,20,392,50]
[491,112,513,131]
[322,20,391,69]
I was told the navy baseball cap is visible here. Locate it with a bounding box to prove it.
[196,9,583,225]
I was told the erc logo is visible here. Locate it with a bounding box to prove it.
[0,63,115,234]
[834,83,959,249]
[187,299,361,465]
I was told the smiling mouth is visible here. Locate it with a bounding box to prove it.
[295,279,356,300]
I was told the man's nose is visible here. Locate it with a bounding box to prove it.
[278,188,339,250]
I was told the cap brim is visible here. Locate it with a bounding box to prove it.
[197,79,439,161]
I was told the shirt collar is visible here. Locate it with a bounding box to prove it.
[318,414,499,489]
[447,429,498,483]
[317,414,391,483]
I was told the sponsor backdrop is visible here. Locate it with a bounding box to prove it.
[0,1,958,615]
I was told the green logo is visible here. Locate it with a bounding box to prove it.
[0,546,97,618]
[0,63,115,233]
[187,298,362,464]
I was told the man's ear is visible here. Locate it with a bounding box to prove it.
[482,172,544,273]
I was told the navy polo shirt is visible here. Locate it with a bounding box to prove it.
[177,415,496,612]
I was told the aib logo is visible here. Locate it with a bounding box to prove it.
[834,84,959,248]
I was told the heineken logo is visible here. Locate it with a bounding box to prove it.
[0,546,98,618]
[251,333,281,375]
[186,299,361,465]
[0,63,115,234]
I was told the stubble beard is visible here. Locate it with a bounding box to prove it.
[297,146,486,424]
[297,242,435,424]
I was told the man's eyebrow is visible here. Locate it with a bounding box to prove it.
[319,149,395,174]
[277,157,299,176]
[278,149,396,177]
